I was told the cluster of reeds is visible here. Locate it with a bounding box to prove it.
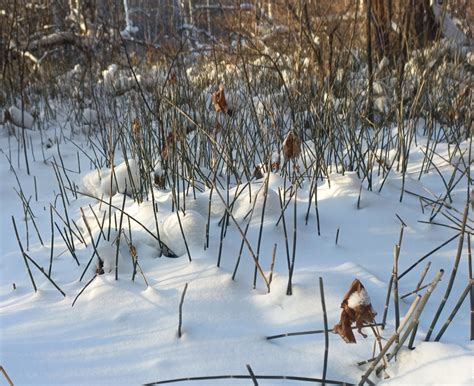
[2,4,472,384]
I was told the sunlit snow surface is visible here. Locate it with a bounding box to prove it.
[0,125,472,385]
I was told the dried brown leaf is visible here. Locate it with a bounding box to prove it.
[332,279,377,343]
[161,132,175,162]
[154,170,166,189]
[169,71,177,85]
[132,118,140,137]
[283,130,301,160]
[212,85,228,114]
[333,309,357,343]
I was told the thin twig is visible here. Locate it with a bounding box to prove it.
[266,323,384,341]
[178,283,189,338]
[425,202,470,341]
[319,277,329,386]
[12,216,37,292]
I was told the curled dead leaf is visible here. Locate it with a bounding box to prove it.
[272,161,280,172]
[169,71,177,85]
[212,85,228,115]
[161,132,176,162]
[283,130,301,160]
[333,307,356,343]
[271,152,281,172]
[332,279,377,343]
[132,118,140,137]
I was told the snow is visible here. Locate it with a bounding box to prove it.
[431,1,468,45]
[1,87,473,385]
[80,159,141,197]
[232,184,281,222]
[184,190,226,218]
[96,245,125,274]
[100,159,141,196]
[161,210,206,257]
[347,287,372,309]
[101,64,141,95]
[82,107,98,125]
[102,64,118,90]
[380,342,473,385]
[6,106,34,129]
[80,167,107,197]
[121,0,139,37]
[374,96,389,115]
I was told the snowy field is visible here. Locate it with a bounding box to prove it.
[0,115,472,386]
[1,0,473,383]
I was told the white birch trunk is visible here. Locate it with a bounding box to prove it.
[207,0,211,36]
[188,0,194,25]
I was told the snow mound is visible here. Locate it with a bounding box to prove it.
[7,106,34,129]
[432,1,468,45]
[100,159,140,196]
[381,342,473,385]
[80,168,107,197]
[96,245,125,274]
[102,64,118,90]
[185,190,226,218]
[374,96,389,114]
[233,185,281,222]
[161,210,206,256]
[82,108,98,125]
[80,160,140,197]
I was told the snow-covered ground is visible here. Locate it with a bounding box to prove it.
[0,122,472,385]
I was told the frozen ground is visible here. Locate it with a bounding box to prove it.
[0,124,473,385]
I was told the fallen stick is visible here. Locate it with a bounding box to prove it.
[266,323,384,341]
[23,252,66,297]
[400,283,429,300]
[400,261,431,300]
[246,364,258,386]
[144,374,353,385]
[398,233,459,280]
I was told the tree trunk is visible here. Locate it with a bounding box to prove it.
[371,0,439,60]
[366,0,373,124]
[372,0,391,59]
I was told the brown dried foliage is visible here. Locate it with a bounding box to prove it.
[283,130,301,160]
[332,279,377,343]
[272,154,281,172]
[272,161,281,172]
[169,71,178,85]
[161,132,175,162]
[132,117,140,137]
[154,171,166,190]
[212,85,228,114]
